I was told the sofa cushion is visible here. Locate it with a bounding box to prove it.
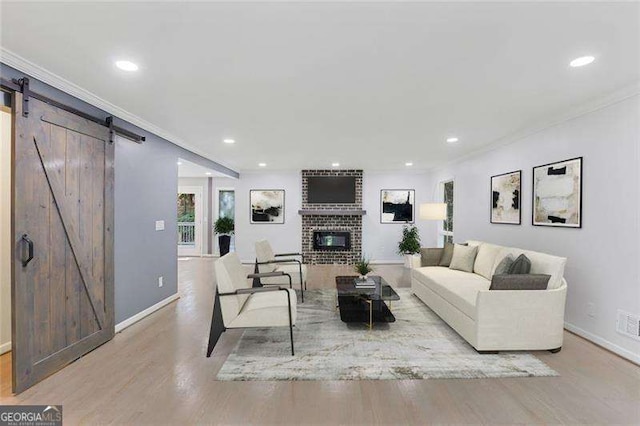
[421,247,444,267]
[438,243,454,266]
[449,244,478,273]
[473,243,503,279]
[413,267,490,319]
[508,254,532,274]
[493,254,514,275]
[490,274,551,290]
[492,247,567,289]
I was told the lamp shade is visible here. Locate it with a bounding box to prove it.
[419,203,447,220]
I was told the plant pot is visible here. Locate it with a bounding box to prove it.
[404,253,421,269]
[218,235,231,256]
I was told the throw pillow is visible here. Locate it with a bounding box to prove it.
[449,244,479,273]
[420,248,444,267]
[508,254,532,274]
[489,274,551,290]
[438,243,454,267]
[493,254,515,275]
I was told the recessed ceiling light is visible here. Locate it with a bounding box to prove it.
[115,60,139,72]
[177,161,182,165]
[258,162,267,167]
[223,139,235,144]
[405,162,413,167]
[332,162,340,167]
[446,137,459,143]
[205,172,212,175]
[570,56,595,68]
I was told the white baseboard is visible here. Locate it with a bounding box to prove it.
[370,260,404,265]
[0,341,11,355]
[564,322,640,365]
[115,293,180,333]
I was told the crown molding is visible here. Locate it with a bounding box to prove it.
[430,81,640,173]
[1,47,236,170]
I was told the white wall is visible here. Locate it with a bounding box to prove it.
[428,95,640,362]
[178,177,211,255]
[363,171,433,262]
[0,109,11,354]
[215,170,434,263]
[214,172,302,261]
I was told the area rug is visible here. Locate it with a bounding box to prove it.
[216,289,558,381]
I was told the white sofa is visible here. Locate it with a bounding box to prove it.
[411,240,567,352]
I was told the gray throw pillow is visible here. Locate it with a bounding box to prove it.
[449,244,479,273]
[493,254,515,275]
[438,243,454,267]
[508,254,532,274]
[490,274,551,290]
[420,248,444,267]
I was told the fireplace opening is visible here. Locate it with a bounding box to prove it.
[313,231,351,251]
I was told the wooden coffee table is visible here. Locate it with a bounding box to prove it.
[335,275,400,329]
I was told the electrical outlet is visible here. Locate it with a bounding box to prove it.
[158,276,163,288]
[155,220,165,231]
[587,302,596,318]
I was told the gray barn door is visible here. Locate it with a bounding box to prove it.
[12,93,114,393]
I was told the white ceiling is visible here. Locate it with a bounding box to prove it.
[1,2,638,172]
[178,158,231,179]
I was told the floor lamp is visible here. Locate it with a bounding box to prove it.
[419,203,448,246]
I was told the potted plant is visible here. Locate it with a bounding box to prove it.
[397,225,421,268]
[214,216,234,256]
[354,256,373,281]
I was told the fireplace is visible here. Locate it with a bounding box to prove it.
[313,231,351,251]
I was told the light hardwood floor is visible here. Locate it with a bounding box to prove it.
[0,258,638,425]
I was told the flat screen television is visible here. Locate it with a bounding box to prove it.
[307,176,356,204]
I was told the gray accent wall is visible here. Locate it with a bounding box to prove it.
[1,63,239,325]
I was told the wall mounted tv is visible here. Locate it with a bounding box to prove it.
[307,176,357,204]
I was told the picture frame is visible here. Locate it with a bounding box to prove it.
[532,157,583,228]
[490,170,522,225]
[250,189,285,224]
[380,189,415,224]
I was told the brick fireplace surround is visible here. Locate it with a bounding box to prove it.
[300,170,363,264]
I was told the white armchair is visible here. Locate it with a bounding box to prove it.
[255,239,308,302]
[206,252,298,356]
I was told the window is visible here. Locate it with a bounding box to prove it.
[439,180,454,246]
[218,190,235,219]
[217,189,236,252]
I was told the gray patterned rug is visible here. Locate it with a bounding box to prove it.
[216,289,558,381]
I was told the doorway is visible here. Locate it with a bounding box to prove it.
[0,93,12,396]
[177,186,204,256]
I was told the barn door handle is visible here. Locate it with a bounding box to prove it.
[21,234,34,267]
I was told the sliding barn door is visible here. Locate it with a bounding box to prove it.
[12,93,114,393]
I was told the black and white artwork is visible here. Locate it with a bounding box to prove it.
[491,170,521,225]
[250,190,285,224]
[380,189,415,223]
[533,157,582,228]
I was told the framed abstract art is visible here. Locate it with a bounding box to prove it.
[250,190,285,224]
[532,157,582,228]
[491,170,521,225]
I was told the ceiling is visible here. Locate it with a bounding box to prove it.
[1,2,638,172]
[178,158,231,179]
